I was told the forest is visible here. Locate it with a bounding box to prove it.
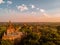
[0,22,60,45]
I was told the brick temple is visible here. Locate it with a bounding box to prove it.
[2,21,24,41]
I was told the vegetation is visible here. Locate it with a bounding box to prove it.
[0,23,60,45]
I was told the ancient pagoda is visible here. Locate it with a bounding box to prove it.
[2,21,23,41]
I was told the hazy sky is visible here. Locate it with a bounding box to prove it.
[0,0,60,22]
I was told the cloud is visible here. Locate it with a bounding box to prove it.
[31,12,37,15]
[40,9,50,17]
[17,4,28,11]
[37,8,39,10]
[30,5,35,9]
[40,9,45,12]
[0,0,5,4]
[7,1,12,4]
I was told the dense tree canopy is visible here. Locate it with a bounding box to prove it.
[0,23,60,45]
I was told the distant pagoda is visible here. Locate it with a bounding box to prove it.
[2,21,24,41]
